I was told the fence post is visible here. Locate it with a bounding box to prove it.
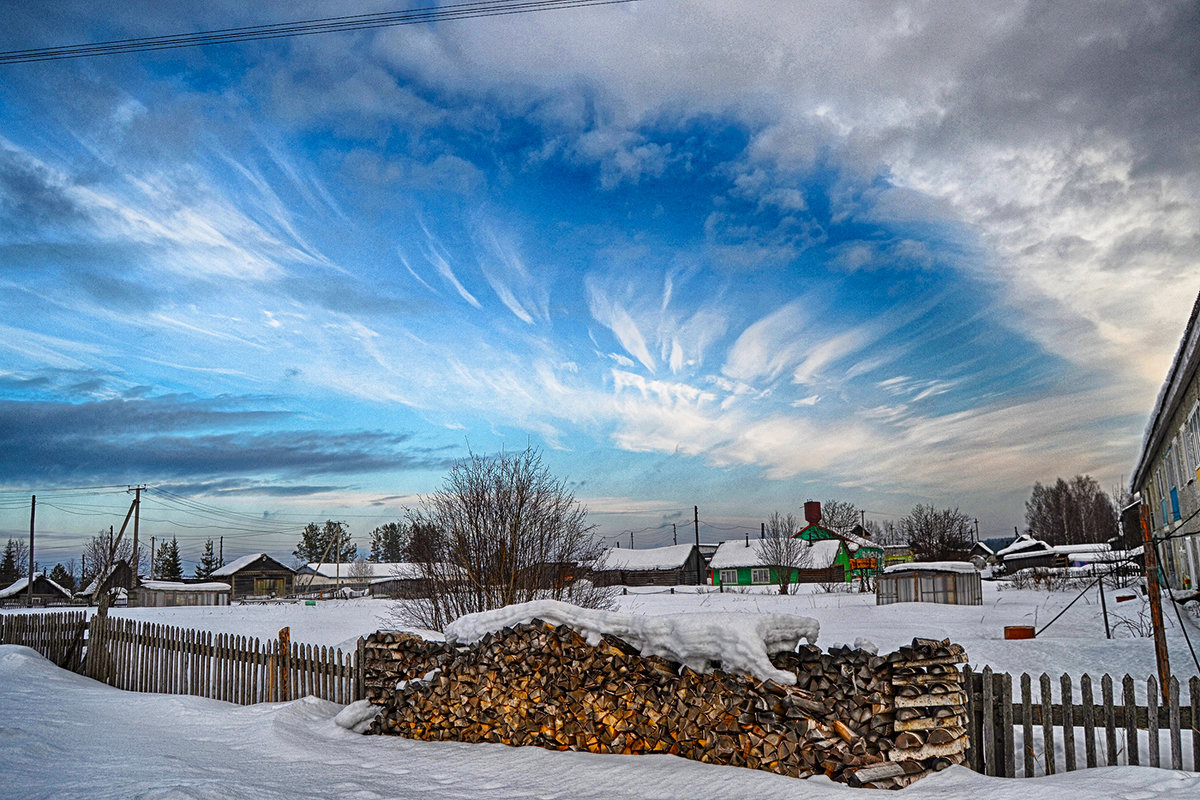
[1020,673,1034,776]
[278,627,291,702]
[356,636,366,701]
[1001,672,1015,777]
[1123,674,1138,766]
[1061,674,1075,772]
[1040,673,1055,775]
[1148,675,1160,768]
[1081,673,1097,768]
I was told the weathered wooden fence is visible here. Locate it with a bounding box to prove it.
[0,612,365,706]
[964,665,1200,776]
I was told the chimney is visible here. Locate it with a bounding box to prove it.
[804,500,822,525]
[745,532,749,546]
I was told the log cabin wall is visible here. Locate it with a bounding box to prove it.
[362,624,967,789]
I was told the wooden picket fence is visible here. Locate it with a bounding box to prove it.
[964,665,1200,776]
[0,612,365,706]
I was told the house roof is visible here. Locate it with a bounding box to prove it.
[795,522,881,553]
[596,544,697,572]
[709,538,842,570]
[0,572,73,600]
[996,535,1049,557]
[79,559,130,597]
[211,553,295,577]
[1132,287,1200,489]
[883,561,978,575]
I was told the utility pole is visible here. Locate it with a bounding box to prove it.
[150,536,156,580]
[1139,503,1171,702]
[673,523,677,545]
[974,518,980,542]
[26,494,35,608]
[130,486,142,587]
[761,521,765,539]
[694,505,702,585]
[219,536,224,565]
[629,531,634,549]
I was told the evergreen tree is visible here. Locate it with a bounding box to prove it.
[49,563,76,593]
[194,538,222,580]
[0,540,18,587]
[368,523,406,562]
[293,520,355,564]
[156,537,183,581]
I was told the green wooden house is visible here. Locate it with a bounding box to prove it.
[709,537,847,586]
[793,522,884,581]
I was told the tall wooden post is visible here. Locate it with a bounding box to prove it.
[278,626,291,702]
[26,494,35,608]
[1140,504,1171,702]
[130,486,141,587]
[694,505,702,585]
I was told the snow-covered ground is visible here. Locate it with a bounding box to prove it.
[28,580,1197,685]
[2,644,1198,800]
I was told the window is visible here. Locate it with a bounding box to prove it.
[719,569,738,585]
[751,567,770,584]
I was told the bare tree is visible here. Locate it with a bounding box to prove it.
[756,512,811,594]
[821,499,860,533]
[901,504,973,561]
[1025,476,1119,546]
[348,557,374,582]
[396,448,612,631]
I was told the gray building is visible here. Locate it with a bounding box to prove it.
[1131,290,1200,592]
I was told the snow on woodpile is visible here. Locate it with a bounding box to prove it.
[596,544,695,571]
[444,599,819,685]
[883,561,978,574]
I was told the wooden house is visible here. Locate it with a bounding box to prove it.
[0,572,74,607]
[133,580,231,607]
[793,518,883,581]
[592,544,706,586]
[709,538,845,587]
[876,562,982,606]
[210,553,294,599]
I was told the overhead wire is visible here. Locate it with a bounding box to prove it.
[0,0,642,65]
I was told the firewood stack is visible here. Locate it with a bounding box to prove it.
[846,637,969,789]
[363,624,967,789]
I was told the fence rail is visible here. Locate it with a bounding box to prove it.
[964,665,1200,776]
[1,612,364,706]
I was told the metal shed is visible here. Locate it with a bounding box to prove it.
[876,562,982,606]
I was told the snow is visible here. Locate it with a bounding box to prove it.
[998,535,1050,557]
[709,538,841,569]
[139,580,231,592]
[211,552,292,577]
[443,599,820,685]
[0,571,71,600]
[2,644,1198,799]
[306,561,418,579]
[597,544,696,571]
[884,561,979,574]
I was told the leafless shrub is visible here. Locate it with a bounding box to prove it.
[393,448,614,631]
[757,512,811,595]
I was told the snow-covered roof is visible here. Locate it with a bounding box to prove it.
[444,599,819,685]
[1132,288,1200,489]
[211,553,293,577]
[840,526,883,552]
[996,535,1049,557]
[972,541,994,554]
[139,580,231,592]
[596,544,696,572]
[305,561,417,579]
[884,561,978,575]
[0,572,72,600]
[708,538,841,570]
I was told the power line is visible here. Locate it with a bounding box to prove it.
[0,0,642,65]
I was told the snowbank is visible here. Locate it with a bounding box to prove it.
[444,600,819,685]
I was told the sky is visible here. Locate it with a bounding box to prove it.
[1,1,1199,569]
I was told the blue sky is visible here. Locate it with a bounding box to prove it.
[2,1,1198,567]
